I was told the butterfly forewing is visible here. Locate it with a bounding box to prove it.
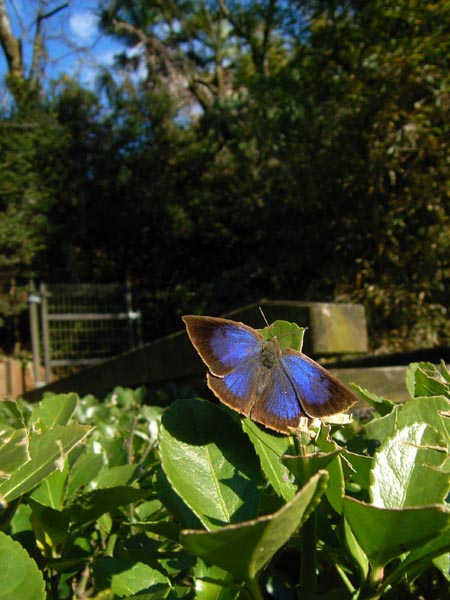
[183,315,262,376]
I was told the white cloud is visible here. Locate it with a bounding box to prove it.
[69,12,99,41]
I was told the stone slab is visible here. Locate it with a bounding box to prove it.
[227,301,368,355]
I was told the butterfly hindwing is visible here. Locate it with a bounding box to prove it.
[207,355,262,415]
[281,349,357,418]
[207,352,304,432]
[249,361,305,432]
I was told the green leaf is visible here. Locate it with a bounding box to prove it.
[370,422,449,508]
[181,471,328,583]
[154,468,202,530]
[433,550,450,583]
[314,424,346,513]
[66,486,150,524]
[0,428,29,475]
[343,497,450,569]
[66,447,103,496]
[0,399,26,429]
[241,418,297,501]
[0,425,91,502]
[259,320,306,351]
[397,396,450,441]
[194,560,241,600]
[382,530,450,590]
[30,463,69,510]
[406,363,450,399]
[283,450,344,512]
[93,464,139,488]
[29,394,78,429]
[342,451,372,493]
[440,361,450,383]
[343,517,369,580]
[0,532,45,600]
[92,558,170,598]
[160,398,261,529]
[351,384,395,416]
[29,499,71,550]
[363,405,401,446]
[283,450,341,503]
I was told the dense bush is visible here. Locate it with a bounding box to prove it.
[0,358,449,599]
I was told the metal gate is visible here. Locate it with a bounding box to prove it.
[29,283,142,386]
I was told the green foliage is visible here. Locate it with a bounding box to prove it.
[0,358,449,598]
[0,0,449,351]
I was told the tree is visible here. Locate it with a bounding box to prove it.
[0,0,69,107]
[97,0,449,348]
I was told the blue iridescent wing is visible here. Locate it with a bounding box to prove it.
[248,362,306,432]
[182,315,262,376]
[183,315,357,434]
[207,356,262,416]
[281,349,357,418]
[207,354,305,432]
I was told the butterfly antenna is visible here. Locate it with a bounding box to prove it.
[258,306,271,329]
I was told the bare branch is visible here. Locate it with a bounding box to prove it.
[0,0,23,80]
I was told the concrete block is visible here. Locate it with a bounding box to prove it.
[226,301,368,355]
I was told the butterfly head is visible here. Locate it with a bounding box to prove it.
[259,320,307,353]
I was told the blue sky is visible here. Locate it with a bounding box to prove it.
[0,0,125,91]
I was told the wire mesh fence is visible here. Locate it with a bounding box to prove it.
[29,283,142,385]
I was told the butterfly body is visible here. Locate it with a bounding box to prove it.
[183,315,357,434]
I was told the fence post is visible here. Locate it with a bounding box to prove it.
[39,283,52,384]
[125,281,142,349]
[28,281,45,387]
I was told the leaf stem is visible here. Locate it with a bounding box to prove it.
[298,510,317,600]
[246,577,264,600]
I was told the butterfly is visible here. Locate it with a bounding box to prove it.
[182,315,358,434]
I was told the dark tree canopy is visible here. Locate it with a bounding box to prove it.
[0,0,449,353]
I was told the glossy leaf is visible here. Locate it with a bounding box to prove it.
[0,532,45,600]
[397,396,450,440]
[383,530,450,589]
[0,428,29,474]
[92,558,170,598]
[406,363,450,399]
[160,398,261,529]
[363,406,401,446]
[242,418,297,501]
[0,425,91,502]
[181,471,328,582]
[351,384,395,416]
[29,394,78,430]
[194,560,242,600]
[343,517,369,580]
[341,451,372,493]
[154,467,203,530]
[370,422,449,508]
[315,424,346,513]
[66,486,150,524]
[30,463,69,510]
[259,320,306,351]
[343,497,450,569]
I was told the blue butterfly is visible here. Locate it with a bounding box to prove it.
[183,315,358,434]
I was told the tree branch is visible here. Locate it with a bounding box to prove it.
[0,0,23,81]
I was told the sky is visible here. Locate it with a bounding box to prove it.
[0,0,125,93]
